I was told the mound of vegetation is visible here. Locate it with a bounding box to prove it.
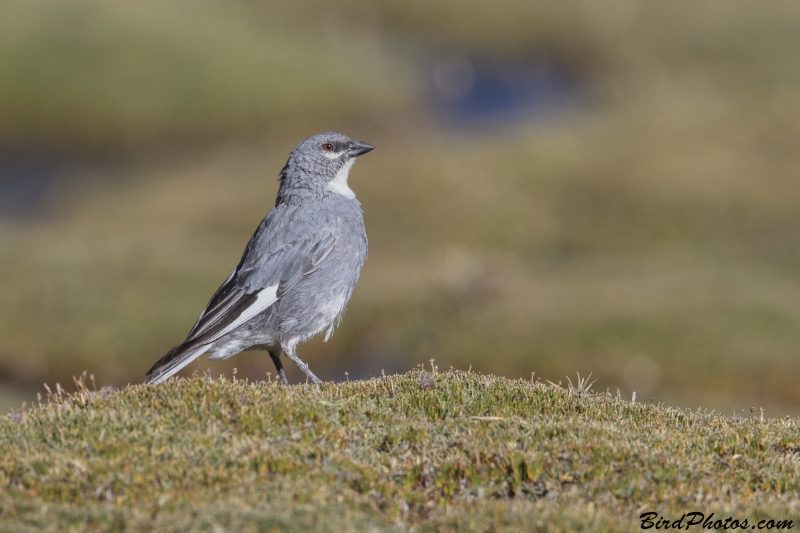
[1,370,798,532]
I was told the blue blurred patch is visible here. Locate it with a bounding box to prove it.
[0,155,58,217]
[431,54,580,126]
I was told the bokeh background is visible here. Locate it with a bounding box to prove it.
[2,0,800,416]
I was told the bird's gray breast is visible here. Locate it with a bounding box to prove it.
[258,195,367,341]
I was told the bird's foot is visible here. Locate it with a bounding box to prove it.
[277,368,289,386]
[285,352,322,385]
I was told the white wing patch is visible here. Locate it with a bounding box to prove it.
[327,158,356,199]
[204,285,279,344]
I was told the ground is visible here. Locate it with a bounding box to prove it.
[0,369,798,532]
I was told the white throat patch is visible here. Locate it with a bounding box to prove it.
[327,158,356,199]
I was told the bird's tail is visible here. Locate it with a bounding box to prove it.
[145,342,208,385]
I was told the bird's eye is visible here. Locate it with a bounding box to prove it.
[322,143,334,152]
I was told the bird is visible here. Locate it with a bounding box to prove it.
[145,132,374,385]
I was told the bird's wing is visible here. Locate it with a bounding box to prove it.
[145,233,337,383]
[189,231,337,344]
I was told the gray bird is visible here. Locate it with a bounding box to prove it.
[146,132,374,385]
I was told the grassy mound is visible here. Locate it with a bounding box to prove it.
[1,370,798,532]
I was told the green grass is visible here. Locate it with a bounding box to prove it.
[0,0,414,153]
[1,370,798,532]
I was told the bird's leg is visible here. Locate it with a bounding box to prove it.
[268,350,289,386]
[283,344,322,385]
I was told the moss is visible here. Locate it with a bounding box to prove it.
[1,370,798,531]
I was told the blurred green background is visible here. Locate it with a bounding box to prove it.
[2,0,800,416]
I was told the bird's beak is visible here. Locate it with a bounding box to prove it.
[347,140,375,157]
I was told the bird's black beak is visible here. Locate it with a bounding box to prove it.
[348,140,375,157]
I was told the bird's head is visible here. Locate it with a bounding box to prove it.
[279,132,374,200]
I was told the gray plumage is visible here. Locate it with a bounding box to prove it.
[146,132,373,385]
